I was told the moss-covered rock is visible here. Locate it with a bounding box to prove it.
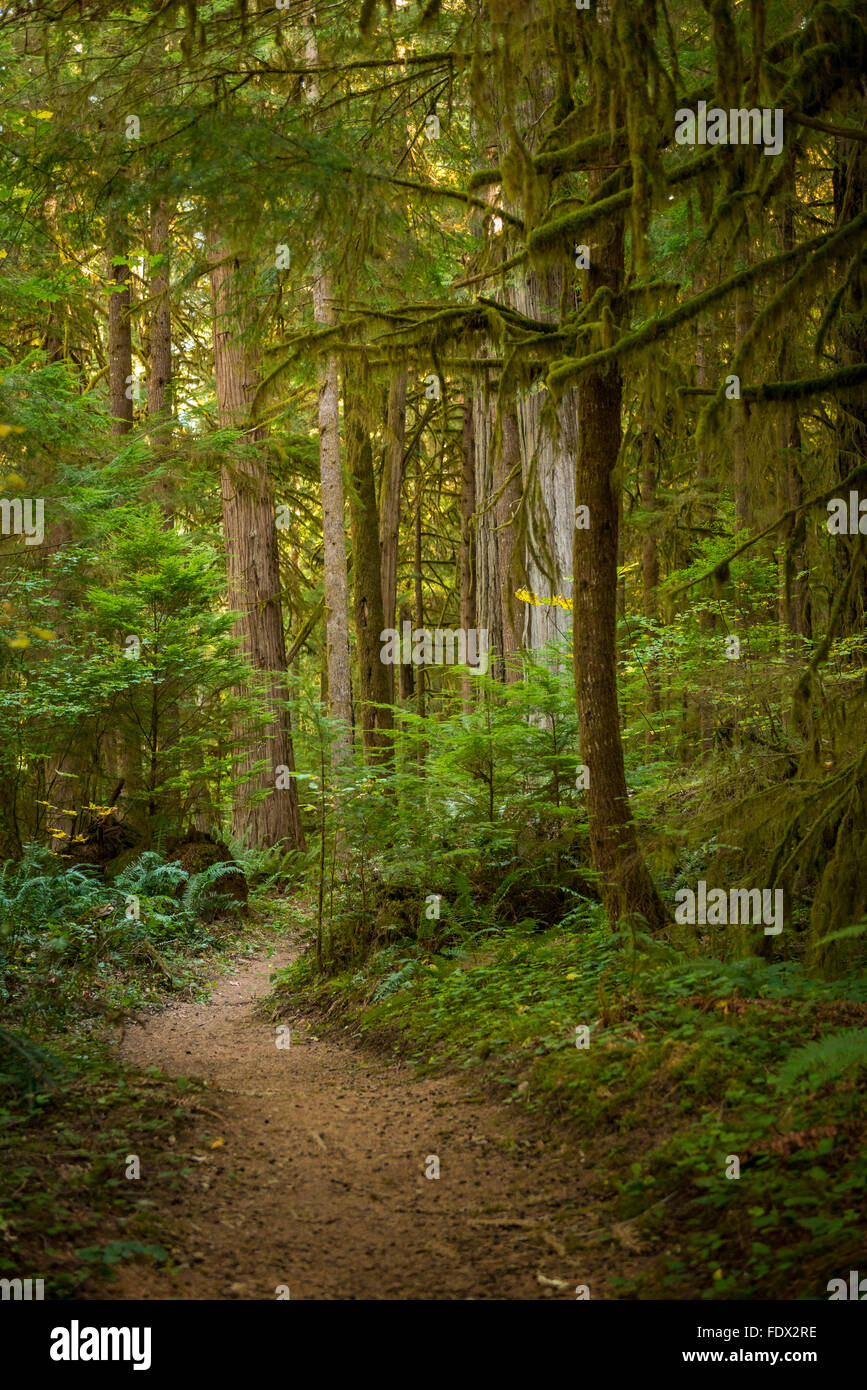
[166,831,248,919]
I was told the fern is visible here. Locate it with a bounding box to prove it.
[115,851,188,898]
[181,860,245,918]
[772,1028,867,1092]
[0,845,105,936]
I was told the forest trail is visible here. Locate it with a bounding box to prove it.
[107,946,606,1301]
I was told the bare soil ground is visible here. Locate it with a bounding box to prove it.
[108,946,614,1300]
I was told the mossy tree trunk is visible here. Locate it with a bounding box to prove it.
[378,367,407,702]
[107,206,133,436]
[460,400,477,711]
[345,361,393,763]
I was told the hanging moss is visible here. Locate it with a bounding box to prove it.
[697,208,867,443]
[528,148,716,266]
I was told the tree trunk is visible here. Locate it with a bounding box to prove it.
[209,238,304,850]
[345,362,393,762]
[573,175,667,933]
[733,269,754,532]
[472,388,504,666]
[833,120,867,637]
[513,265,578,655]
[306,13,353,756]
[641,399,661,746]
[147,200,172,423]
[493,406,523,679]
[460,400,477,710]
[695,262,716,755]
[378,367,407,701]
[0,744,21,860]
[777,202,811,644]
[414,461,426,738]
[107,209,133,435]
[398,601,414,702]
[146,199,182,832]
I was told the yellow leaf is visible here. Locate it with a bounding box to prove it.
[32,628,56,641]
[210,1138,224,1149]
[566,972,578,981]
[515,587,573,612]
[34,110,54,120]
[8,635,30,649]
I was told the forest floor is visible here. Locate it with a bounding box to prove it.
[7,901,860,1300]
[101,943,622,1301]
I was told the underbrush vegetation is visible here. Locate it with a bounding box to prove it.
[274,639,867,1300]
[274,907,867,1300]
[0,841,280,1294]
[0,844,251,1028]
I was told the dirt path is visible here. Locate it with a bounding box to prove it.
[112,946,607,1300]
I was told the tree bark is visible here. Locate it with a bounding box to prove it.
[378,367,407,701]
[460,400,477,710]
[306,14,353,756]
[641,398,661,746]
[398,601,414,702]
[107,208,133,435]
[733,269,754,532]
[209,238,304,850]
[832,119,867,637]
[573,173,667,933]
[695,262,716,755]
[147,200,172,423]
[414,460,426,734]
[493,406,523,679]
[777,202,811,644]
[345,362,393,762]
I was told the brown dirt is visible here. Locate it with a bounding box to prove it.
[111,946,611,1300]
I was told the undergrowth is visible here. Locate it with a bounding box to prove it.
[0,843,286,1296]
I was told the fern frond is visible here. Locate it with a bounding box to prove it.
[772,1029,867,1092]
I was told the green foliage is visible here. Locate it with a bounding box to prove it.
[772,1028,867,1092]
[292,653,592,971]
[0,847,247,1029]
[180,859,247,920]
